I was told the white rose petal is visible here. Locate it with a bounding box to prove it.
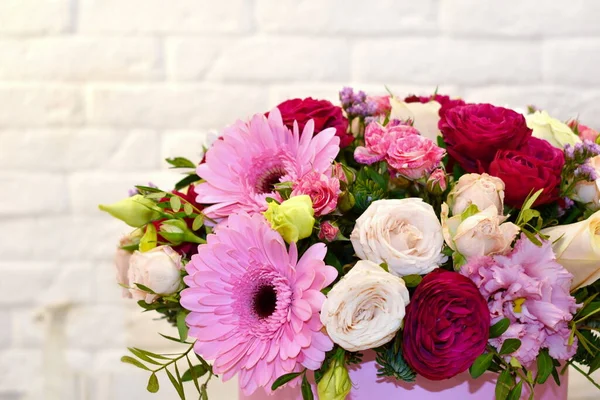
[389,97,442,141]
[448,173,505,216]
[320,260,410,352]
[350,198,446,277]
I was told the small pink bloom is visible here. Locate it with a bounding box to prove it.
[427,168,447,194]
[569,120,599,142]
[292,172,341,216]
[386,132,445,180]
[332,163,349,183]
[367,95,391,115]
[354,122,421,165]
[318,221,340,242]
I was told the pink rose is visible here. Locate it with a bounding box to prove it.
[354,122,420,165]
[426,168,447,194]
[386,132,445,180]
[318,221,340,242]
[128,246,183,303]
[367,95,391,116]
[569,120,599,142]
[292,172,341,216]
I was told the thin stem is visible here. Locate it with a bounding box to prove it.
[151,343,195,374]
[568,361,600,390]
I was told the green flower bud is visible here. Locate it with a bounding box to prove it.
[159,219,205,245]
[99,195,161,227]
[317,358,351,400]
[263,195,315,243]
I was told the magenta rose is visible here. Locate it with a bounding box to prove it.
[439,104,532,172]
[488,137,564,208]
[403,269,490,381]
[274,97,352,147]
[405,93,466,118]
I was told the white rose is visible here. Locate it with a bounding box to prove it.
[573,155,600,210]
[350,198,446,277]
[128,246,183,303]
[389,97,441,141]
[447,173,505,216]
[320,260,410,352]
[541,211,600,290]
[441,204,520,259]
[526,110,581,149]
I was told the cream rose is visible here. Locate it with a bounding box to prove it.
[350,198,446,277]
[573,155,600,210]
[441,204,520,259]
[447,173,505,216]
[541,211,600,290]
[320,260,410,351]
[389,97,441,141]
[128,245,183,303]
[115,236,134,299]
[526,110,581,149]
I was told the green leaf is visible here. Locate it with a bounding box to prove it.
[374,344,416,382]
[166,157,196,169]
[175,173,200,191]
[201,384,208,400]
[182,364,208,382]
[128,348,163,365]
[589,354,600,374]
[536,349,553,384]
[495,369,515,400]
[140,223,157,252]
[132,347,172,360]
[507,380,523,400]
[499,339,522,355]
[469,352,493,379]
[402,274,423,288]
[301,374,314,400]
[176,311,189,342]
[165,368,185,400]
[489,318,510,339]
[134,283,156,294]
[136,185,164,194]
[121,356,150,371]
[271,372,303,391]
[170,196,182,213]
[192,214,205,231]
[159,333,193,345]
[147,373,159,393]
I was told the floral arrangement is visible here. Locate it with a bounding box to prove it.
[100,88,600,400]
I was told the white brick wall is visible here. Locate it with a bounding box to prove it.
[1,1,599,399]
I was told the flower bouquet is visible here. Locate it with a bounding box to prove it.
[100,88,600,400]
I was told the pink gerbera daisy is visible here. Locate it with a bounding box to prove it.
[180,212,337,395]
[195,108,340,219]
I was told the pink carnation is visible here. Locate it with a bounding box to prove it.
[291,171,340,216]
[461,235,579,366]
[355,122,445,180]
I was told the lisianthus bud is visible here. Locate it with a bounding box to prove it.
[99,195,161,227]
[426,169,447,195]
[158,219,205,245]
[317,357,351,400]
[263,195,315,243]
[318,221,340,242]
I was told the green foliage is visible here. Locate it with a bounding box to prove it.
[166,157,196,169]
[301,374,314,400]
[352,166,389,212]
[469,352,493,379]
[175,173,201,191]
[495,369,515,400]
[536,349,553,384]
[489,318,510,339]
[374,339,416,383]
[499,339,522,356]
[271,372,303,391]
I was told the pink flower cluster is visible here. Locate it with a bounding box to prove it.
[291,171,340,216]
[354,122,445,180]
[462,236,579,366]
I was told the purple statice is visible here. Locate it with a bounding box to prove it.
[575,163,598,181]
[557,197,575,217]
[339,87,376,118]
[128,181,158,197]
[564,140,600,164]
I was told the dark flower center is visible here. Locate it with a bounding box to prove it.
[255,166,287,194]
[253,285,277,319]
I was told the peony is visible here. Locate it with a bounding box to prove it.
[263,195,315,244]
[439,103,532,173]
[461,236,579,366]
[402,269,490,380]
[442,204,520,259]
[489,137,565,208]
[275,97,352,147]
[541,210,600,290]
[127,246,183,303]
[526,110,581,149]
[320,260,410,352]
[389,96,442,141]
[350,198,446,277]
[447,173,505,216]
[291,172,340,216]
[573,155,600,209]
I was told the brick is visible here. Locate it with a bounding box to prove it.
[88,85,268,129]
[0,350,42,393]
[66,306,126,349]
[0,173,67,215]
[440,0,600,37]
[0,0,69,35]
[0,263,57,305]
[0,312,9,348]
[37,262,95,306]
[544,40,600,85]
[78,0,252,33]
[161,130,216,168]
[0,38,162,81]
[0,85,82,127]
[353,39,541,85]
[0,129,160,172]
[10,308,43,347]
[256,0,437,34]
[170,37,350,82]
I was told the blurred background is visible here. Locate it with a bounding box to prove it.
[1,0,600,399]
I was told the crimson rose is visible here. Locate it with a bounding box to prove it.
[275,97,352,147]
[403,269,490,381]
[439,104,532,172]
[404,93,466,118]
[489,137,565,208]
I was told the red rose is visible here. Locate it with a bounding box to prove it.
[275,98,352,147]
[439,104,532,172]
[404,93,466,118]
[403,269,490,381]
[489,137,565,208]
